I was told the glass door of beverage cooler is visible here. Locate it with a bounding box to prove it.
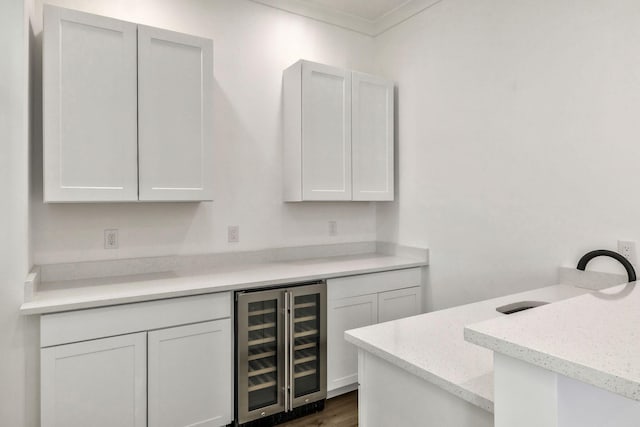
[288,283,327,409]
[237,290,285,424]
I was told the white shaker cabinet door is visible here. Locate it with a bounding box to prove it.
[327,293,378,391]
[352,71,394,201]
[301,62,352,201]
[148,319,232,427]
[377,286,422,324]
[137,25,214,201]
[41,333,147,427]
[43,5,138,202]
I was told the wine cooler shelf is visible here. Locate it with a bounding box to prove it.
[294,348,317,365]
[294,302,316,309]
[247,372,277,392]
[248,357,277,377]
[247,336,276,346]
[248,322,275,331]
[294,338,316,351]
[249,307,275,315]
[294,330,318,339]
[247,347,276,361]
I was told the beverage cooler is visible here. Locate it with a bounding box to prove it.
[235,282,327,426]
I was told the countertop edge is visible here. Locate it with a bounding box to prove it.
[345,330,494,413]
[21,258,427,315]
[463,325,640,402]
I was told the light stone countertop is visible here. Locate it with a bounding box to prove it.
[21,253,426,315]
[464,282,640,402]
[345,284,590,413]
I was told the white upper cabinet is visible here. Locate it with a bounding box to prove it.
[283,60,394,202]
[301,62,352,201]
[43,6,214,202]
[138,26,214,201]
[352,71,394,201]
[43,6,138,202]
[284,61,352,201]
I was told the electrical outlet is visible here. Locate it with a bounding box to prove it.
[328,220,338,236]
[618,240,637,265]
[228,226,239,243]
[104,229,118,249]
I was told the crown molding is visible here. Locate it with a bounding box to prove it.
[249,0,375,36]
[249,0,443,37]
[374,0,444,35]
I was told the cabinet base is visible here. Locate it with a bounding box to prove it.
[236,400,326,427]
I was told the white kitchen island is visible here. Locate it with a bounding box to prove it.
[344,284,591,427]
[465,282,640,427]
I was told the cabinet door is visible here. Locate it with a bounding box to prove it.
[148,319,231,427]
[289,283,327,409]
[302,62,352,200]
[236,290,285,424]
[378,286,422,323]
[43,5,138,202]
[138,25,214,201]
[352,71,394,201]
[327,293,378,391]
[41,333,147,427]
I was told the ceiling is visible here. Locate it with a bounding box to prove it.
[250,0,442,36]
[298,0,413,22]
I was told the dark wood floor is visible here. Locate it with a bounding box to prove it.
[279,392,358,427]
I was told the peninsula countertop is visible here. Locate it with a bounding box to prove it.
[345,284,590,412]
[465,282,640,402]
[21,252,426,315]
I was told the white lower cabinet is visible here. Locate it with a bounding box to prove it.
[40,293,232,427]
[327,294,378,391]
[378,287,422,323]
[148,319,231,427]
[41,333,147,427]
[327,268,422,396]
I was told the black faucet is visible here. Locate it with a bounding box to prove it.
[576,249,637,282]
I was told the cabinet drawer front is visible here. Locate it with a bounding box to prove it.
[378,286,422,323]
[41,292,231,347]
[327,268,421,300]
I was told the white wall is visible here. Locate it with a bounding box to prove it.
[0,0,38,425]
[31,0,378,264]
[375,0,640,310]
[28,0,640,316]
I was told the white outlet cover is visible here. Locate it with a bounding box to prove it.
[104,229,118,249]
[228,226,240,243]
[328,220,338,236]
